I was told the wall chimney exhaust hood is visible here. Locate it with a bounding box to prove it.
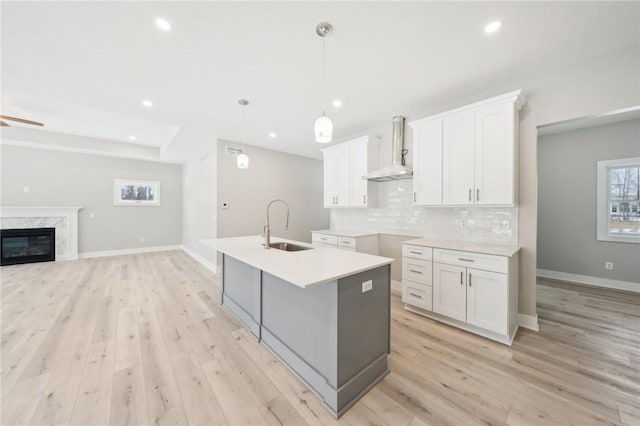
[365,116,413,182]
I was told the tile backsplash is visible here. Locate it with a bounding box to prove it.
[331,180,518,245]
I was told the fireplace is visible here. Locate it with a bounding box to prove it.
[1,228,56,266]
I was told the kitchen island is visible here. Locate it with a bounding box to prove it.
[202,235,394,418]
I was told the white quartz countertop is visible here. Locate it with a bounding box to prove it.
[403,237,521,257]
[311,229,378,238]
[202,235,393,288]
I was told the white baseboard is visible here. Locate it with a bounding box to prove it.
[79,245,182,259]
[181,245,218,274]
[537,268,640,294]
[517,313,539,332]
[390,279,402,292]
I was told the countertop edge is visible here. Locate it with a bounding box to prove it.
[403,238,522,257]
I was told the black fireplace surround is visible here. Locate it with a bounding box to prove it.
[1,228,56,266]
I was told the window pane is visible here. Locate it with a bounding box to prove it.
[608,166,640,235]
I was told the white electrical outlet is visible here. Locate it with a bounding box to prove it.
[23,186,30,193]
[89,212,95,218]
[605,261,613,270]
[140,237,145,244]
[362,280,373,293]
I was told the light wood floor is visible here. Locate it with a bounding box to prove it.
[1,251,638,426]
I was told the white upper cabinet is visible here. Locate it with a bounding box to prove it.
[322,136,379,208]
[442,111,476,205]
[411,119,443,206]
[409,90,524,207]
[474,102,515,205]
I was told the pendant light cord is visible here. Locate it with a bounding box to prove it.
[322,34,326,115]
[241,103,246,151]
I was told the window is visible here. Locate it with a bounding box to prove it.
[597,157,640,243]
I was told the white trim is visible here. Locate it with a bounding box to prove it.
[408,89,525,128]
[79,245,181,259]
[517,313,539,332]
[537,268,640,294]
[596,157,640,244]
[181,245,218,273]
[1,139,185,165]
[390,279,402,292]
[537,105,640,136]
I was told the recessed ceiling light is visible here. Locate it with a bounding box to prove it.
[484,21,502,34]
[155,18,172,32]
[268,132,277,139]
[129,136,136,141]
[142,99,153,107]
[332,99,342,108]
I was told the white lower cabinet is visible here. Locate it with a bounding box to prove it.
[466,268,508,335]
[311,232,378,255]
[402,242,519,345]
[432,263,467,322]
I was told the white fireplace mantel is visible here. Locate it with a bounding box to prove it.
[0,206,83,260]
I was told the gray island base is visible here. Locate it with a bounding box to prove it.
[221,254,391,418]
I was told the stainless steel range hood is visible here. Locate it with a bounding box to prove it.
[365,116,413,182]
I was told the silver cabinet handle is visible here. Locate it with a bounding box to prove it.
[320,237,327,241]
[409,269,423,274]
[341,240,351,244]
[476,188,480,201]
[469,273,472,287]
[363,195,366,204]
[468,189,472,201]
[409,292,423,299]
[460,271,463,285]
[409,251,423,255]
[414,192,417,202]
[458,258,475,262]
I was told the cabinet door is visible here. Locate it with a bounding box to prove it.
[349,140,368,206]
[323,149,338,207]
[474,102,515,205]
[335,145,351,207]
[413,120,443,205]
[466,268,508,335]
[433,263,467,322]
[442,112,475,205]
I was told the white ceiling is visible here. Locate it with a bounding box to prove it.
[2,1,639,162]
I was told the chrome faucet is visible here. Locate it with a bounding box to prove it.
[264,199,290,249]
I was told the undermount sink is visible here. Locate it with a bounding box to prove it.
[269,242,313,252]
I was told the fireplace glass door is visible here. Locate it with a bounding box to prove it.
[1,228,56,266]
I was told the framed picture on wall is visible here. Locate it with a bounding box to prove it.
[114,179,160,206]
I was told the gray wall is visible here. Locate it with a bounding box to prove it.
[182,146,218,264]
[538,118,640,283]
[217,140,329,244]
[1,145,182,253]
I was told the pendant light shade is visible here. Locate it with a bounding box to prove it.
[315,22,333,144]
[237,99,249,169]
[236,152,249,169]
[314,114,333,143]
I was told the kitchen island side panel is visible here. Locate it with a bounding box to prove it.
[337,264,390,386]
[222,254,261,338]
[261,272,338,387]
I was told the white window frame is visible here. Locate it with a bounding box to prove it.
[596,157,640,243]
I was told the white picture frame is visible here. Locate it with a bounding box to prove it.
[114,179,160,206]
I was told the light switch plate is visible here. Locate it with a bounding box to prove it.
[362,280,373,293]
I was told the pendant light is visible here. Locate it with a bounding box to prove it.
[237,99,249,169]
[315,22,333,143]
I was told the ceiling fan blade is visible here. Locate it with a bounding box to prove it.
[0,121,8,126]
[0,114,44,127]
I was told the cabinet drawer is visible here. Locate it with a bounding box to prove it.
[402,245,433,261]
[433,249,507,273]
[312,233,338,246]
[402,281,432,311]
[338,237,356,249]
[338,246,356,252]
[402,258,433,285]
